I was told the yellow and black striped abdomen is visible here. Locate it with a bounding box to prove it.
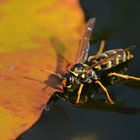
[89,49,134,70]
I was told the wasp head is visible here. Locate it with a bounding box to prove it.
[62,72,75,88]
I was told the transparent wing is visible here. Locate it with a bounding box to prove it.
[85,45,135,71]
[76,17,96,63]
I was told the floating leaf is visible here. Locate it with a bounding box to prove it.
[0,0,84,139]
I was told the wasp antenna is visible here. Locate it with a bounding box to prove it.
[22,76,45,84]
[40,69,62,79]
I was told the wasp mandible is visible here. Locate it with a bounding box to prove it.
[43,18,140,104]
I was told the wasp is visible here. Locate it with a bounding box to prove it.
[43,17,140,104]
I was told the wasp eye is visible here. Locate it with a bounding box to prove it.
[62,73,73,86]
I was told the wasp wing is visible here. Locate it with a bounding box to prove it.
[76,17,96,63]
[85,45,136,71]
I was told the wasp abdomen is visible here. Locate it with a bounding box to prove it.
[88,49,133,70]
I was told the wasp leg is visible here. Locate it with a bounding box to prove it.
[108,72,140,81]
[95,80,114,104]
[76,83,84,104]
[96,40,105,56]
[88,40,105,62]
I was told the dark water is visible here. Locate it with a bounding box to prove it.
[18,1,140,140]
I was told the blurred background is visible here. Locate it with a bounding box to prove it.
[19,0,140,140]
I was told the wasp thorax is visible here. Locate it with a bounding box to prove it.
[69,63,98,84]
[86,70,98,81]
[69,63,88,76]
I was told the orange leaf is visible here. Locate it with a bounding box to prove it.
[0,0,84,139]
